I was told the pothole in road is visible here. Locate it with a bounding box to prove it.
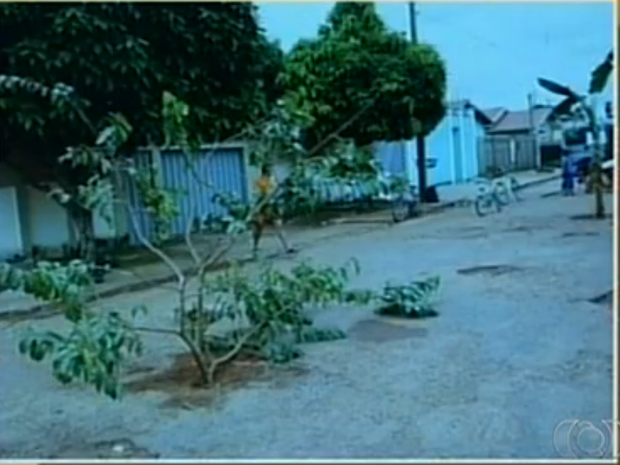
[50,438,159,459]
[561,231,600,238]
[349,318,428,344]
[570,213,613,221]
[588,290,613,307]
[457,264,521,277]
[504,225,536,233]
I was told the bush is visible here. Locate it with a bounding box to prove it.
[375,276,441,318]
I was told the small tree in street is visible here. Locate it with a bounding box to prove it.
[1,86,381,399]
[537,51,613,219]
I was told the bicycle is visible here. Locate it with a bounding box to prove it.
[493,175,523,205]
[473,178,503,217]
[391,183,420,223]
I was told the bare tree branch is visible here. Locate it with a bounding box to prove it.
[122,200,185,285]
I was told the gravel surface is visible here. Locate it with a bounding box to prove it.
[0,184,613,459]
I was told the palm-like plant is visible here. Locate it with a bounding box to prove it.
[537,51,613,218]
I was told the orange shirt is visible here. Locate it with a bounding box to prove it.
[255,175,274,197]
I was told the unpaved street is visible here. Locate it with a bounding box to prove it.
[0,184,613,459]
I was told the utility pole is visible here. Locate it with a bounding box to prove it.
[408,2,418,44]
[408,2,427,202]
[527,93,541,169]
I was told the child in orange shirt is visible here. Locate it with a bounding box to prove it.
[251,164,296,259]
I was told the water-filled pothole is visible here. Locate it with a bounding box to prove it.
[457,264,521,277]
[570,214,613,221]
[561,231,600,238]
[349,318,428,344]
[588,290,613,307]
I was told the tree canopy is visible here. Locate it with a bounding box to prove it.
[0,3,282,178]
[280,2,446,150]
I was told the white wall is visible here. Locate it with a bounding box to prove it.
[26,187,71,250]
[0,186,23,258]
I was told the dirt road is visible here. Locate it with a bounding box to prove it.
[0,184,612,459]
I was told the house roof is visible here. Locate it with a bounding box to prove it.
[488,106,553,134]
[480,107,508,125]
[449,99,492,125]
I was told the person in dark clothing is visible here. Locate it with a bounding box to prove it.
[561,153,576,196]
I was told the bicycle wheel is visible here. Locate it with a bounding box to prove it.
[474,195,492,217]
[392,197,410,223]
[494,181,511,206]
[510,177,523,201]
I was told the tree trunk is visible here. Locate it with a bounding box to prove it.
[68,203,96,262]
[591,118,605,219]
[592,159,606,219]
[416,136,427,203]
[588,105,606,219]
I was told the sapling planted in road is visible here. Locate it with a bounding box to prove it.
[375,276,441,319]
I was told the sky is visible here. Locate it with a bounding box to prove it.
[257,2,615,111]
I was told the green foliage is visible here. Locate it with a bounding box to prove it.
[281,2,446,148]
[189,259,372,367]
[589,51,613,94]
[0,3,280,147]
[277,164,324,218]
[0,261,93,322]
[18,311,142,399]
[134,166,181,243]
[0,4,283,247]
[247,100,311,167]
[4,259,141,399]
[376,276,441,318]
[209,192,252,235]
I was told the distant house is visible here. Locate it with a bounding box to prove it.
[484,105,560,144]
[479,107,508,130]
[474,105,562,173]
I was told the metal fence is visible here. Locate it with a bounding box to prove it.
[477,134,538,175]
[120,141,408,244]
[121,145,249,244]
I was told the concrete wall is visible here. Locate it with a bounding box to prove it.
[426,110,455,186]
[0,165,29,257]
[0,162,124,259]
[0,186,23,258]
[402,103,481,188]
[26,187,71,250]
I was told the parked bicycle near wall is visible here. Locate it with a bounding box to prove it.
[473,178,503,217]
[387,176,420,223]
[495,174,523,205]
[391,183,420,223]
[473,170,523,217]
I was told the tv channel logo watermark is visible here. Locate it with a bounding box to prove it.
[553,419,616,459]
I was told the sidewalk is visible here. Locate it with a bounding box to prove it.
[435,168,560,206]
[0,168,559,321]
[331,168,561,223]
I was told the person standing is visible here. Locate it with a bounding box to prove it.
[250,163,296,260]
[561,151,576,196]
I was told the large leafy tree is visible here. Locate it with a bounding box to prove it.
[0,3,282,257]
[281,2,446,158]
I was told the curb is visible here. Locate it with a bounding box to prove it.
[427,173,562,213]
[0,173,562,324]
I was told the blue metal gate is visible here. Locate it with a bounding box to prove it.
[123,145,248,245]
